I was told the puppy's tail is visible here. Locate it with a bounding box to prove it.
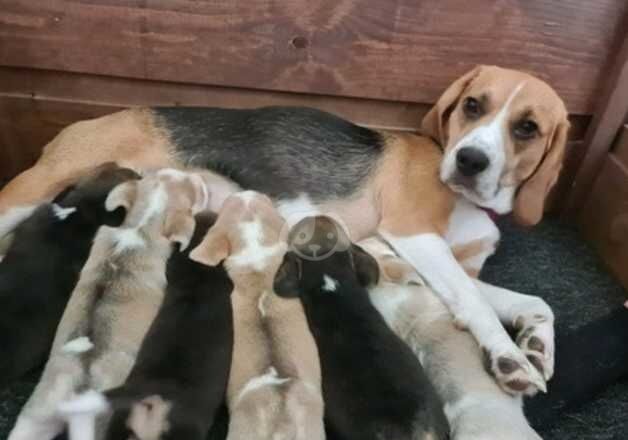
[57,390,110,440]
[526,306,628,427]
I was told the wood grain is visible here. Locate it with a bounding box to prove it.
[0,66,592,136]
[0,66,430,132]
[613,124,628,168]
[0,0,625,114]
[562,24,628,217]
[579,153,628,291]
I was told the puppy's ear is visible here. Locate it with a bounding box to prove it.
[513,119,569,226]
[189,227,230,266]
[421,65,484,146]
[190,173,210,214]
[273,252,301,298]
[163,210,196,251]
[105,181,138,213]
[351,244,380,287]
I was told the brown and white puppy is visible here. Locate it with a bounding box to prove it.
[0,66,567,395]
[190,191,325,440]
[361,238,541,440]
[7,169,213,440]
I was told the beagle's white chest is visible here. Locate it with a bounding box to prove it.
[444,198,501,275]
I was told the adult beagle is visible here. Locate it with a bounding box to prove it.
[0,65,568,395]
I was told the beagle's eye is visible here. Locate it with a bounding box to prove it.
[462,97,483,119]
[513,120,538,140]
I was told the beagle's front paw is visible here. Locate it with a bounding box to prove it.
[514,313,555,382]
[484,343,547,396]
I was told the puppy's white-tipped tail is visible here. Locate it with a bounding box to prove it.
[57,390,109,440]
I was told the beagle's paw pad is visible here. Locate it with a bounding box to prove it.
[515,315,555,381]
[483,346,547,397]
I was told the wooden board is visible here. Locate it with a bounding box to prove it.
[1,0,626,114]
[613,124,628,168]
[0,66,430,132]
[562,30,628,217]
[547,140,583,213]
[580,153,628,290]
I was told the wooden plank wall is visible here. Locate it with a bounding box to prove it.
[580,126,628,289]
[0,0,627,195]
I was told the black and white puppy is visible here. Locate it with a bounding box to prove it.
[101,212,234,440]
[0,163,139,388]
[274,215,449,440]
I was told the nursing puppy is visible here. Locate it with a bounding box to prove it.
[99,212,234,440]
[274,216,449,440]
[361,237,541,440]
[190,191,325,440]
[0,164,139,389]
[8,169,212,440]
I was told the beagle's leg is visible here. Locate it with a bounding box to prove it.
[379,230,547,396]
[474,279,555,381]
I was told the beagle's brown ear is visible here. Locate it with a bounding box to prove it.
[105,181,138,213]
[189,227,230,266]
[513,120,570,227]
[273,252,301,298]
[421,65,484,146]
[163,210,196,251]
[351,244,380,287]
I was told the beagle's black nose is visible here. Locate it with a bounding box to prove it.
[456,147,489,177]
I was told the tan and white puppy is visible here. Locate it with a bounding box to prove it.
[8,169,215,440]
[190,191,325,440]
[361,237,542,440]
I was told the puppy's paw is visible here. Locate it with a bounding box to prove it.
[483,343,547,397]
[514,314,555,382]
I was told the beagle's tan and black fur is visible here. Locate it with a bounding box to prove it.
[0,65,568,396]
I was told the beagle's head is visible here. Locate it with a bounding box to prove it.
[422,65,569,226]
